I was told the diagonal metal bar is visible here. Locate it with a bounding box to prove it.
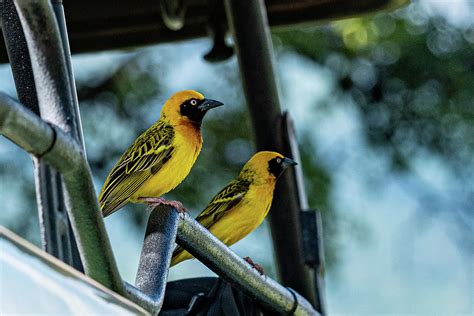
[0,92,125,295]
[176,211,318,315]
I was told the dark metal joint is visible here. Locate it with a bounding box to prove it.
[35,121,57,158]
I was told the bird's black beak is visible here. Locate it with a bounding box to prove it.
[198,99,224,112]
[281,157,298,169]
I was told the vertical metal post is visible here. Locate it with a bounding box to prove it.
[134,205,179,313]
[50,0,85,269]
[1,0,82,271]
[224,0,322,310]
[282,114,326,314]
[50,0,85,148]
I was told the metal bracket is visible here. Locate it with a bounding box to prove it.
[300,210,324,268]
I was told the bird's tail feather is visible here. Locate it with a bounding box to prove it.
[170,247,193,266]
[101,198,127,217]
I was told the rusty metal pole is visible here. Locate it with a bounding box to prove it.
[224,0,325,312]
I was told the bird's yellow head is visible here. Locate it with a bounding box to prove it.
[161,90,223,127]
[242,151,297,182]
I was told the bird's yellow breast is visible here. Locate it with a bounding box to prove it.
[208,180,275,246]
[131,124,202,201]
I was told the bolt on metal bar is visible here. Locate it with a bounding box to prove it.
[0,93,125,295]
[176,212,319,316]
[224,0,320,308]
[1,0,82,270]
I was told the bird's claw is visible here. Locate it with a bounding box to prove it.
[140,197,186,213]
[166,200,186,213]
[244,256,265,275]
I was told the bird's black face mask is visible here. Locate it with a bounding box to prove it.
[268,157,298,178]
[180,98,223,127]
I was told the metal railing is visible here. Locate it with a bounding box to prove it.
[0,93,319,315]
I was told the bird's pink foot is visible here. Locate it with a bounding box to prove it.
[139,197,186,213]
[244,256,265,275]
[164,200,186,213]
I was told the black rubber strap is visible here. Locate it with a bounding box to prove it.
[286,287,298,315]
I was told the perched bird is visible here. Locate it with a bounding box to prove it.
[98,90,223,217]
[171,151,297,270]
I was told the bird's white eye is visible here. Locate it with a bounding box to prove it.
[276,158,282,164]
[190,99,197,106]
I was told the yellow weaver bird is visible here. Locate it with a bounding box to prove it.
[171,151,297,269]
[98,90,223,217]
